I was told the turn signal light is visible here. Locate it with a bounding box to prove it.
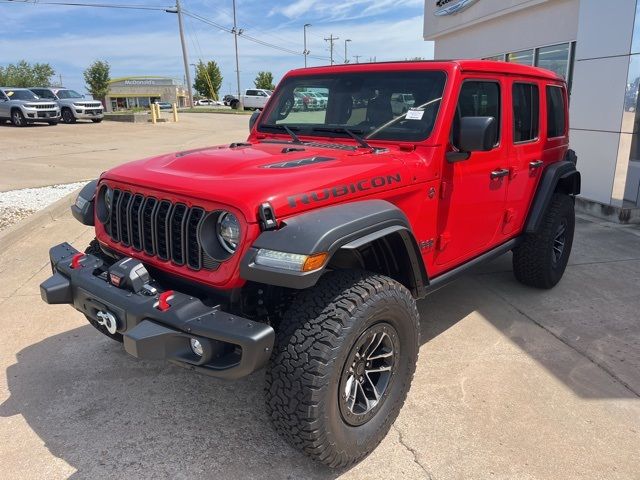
[302,252,328,272]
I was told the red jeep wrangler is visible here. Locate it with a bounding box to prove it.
[41,61,580,467]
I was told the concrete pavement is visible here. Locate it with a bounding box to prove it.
[0,113,251,192]
[0,206,638,479]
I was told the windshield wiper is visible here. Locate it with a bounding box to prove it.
[311,126,373,150]
[260,123,303,144]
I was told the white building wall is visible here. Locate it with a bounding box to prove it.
[424,0,579,59]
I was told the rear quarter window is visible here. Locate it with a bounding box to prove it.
[546,85,566,138]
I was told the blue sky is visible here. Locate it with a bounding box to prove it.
[0,0,434,96]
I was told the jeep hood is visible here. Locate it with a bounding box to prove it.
[102,141,423,222]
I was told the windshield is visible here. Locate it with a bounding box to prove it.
[3,89,39,101]
[56,89,83,99]
[259,70,446,142]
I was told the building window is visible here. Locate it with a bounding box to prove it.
[546,85,566,138]
[507,49,534,66]
[512,83,539,142]
[537,43,572,80]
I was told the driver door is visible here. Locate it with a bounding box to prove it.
[435,77,509,268]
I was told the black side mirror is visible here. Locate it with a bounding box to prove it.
[249,110,260,130]
[448,116,497,163]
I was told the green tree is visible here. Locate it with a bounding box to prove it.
[0,60,55,87]
[83,60,111,101]
[254,71,275,90]
[193,60,223,100]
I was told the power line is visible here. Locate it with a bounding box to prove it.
[324,34,339,65]
[183,10,329,61]
[0,0,172,10]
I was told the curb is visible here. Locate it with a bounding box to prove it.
[0,189,80,253]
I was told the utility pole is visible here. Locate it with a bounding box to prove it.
[324,34,339,65]
[175,0,193,107]
[344,39,351,64]
[354,55,361,64]
[303,23,311,68]
[232,0,243,109]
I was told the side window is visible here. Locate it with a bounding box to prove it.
[246,90,257,96]
[455,80,501,145]
[512,83,539,142]
[546,85,566,138]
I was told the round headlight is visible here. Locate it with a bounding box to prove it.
[217,212,240,253]
[96,185,113,224]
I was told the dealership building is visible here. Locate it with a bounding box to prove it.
[105,76,188,112]
[424,0,640,221]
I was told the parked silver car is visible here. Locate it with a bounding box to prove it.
[29,87,104,124]
[0,88,60,127]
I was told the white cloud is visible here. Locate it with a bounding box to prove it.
[0,3,433,94]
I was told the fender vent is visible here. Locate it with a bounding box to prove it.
[263,156,335,169]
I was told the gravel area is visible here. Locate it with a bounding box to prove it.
[0,181,87,233]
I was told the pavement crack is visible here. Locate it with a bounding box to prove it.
[393,424,434,479]
[485,284,640,398]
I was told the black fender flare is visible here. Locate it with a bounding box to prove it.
[70,179,97,226]
[240,199,428,293]
[525,160,580,234]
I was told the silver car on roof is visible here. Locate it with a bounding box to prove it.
[0,87,60,127]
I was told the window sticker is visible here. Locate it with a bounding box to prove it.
[405,108,424,120]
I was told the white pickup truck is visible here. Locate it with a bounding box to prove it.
[231,89,272,110]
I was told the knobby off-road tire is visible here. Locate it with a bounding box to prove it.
[513,193,575,289]
[83,239,123,343]
[265,270,420,468]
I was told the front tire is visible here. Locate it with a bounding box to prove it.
[265,270,420,468]
[61,108,76,124]
[11,109,26,127]
[91,118,103,123]
[512,193,575,289]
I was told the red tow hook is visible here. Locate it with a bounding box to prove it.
[158,290,174,312]
[70,253,86,269]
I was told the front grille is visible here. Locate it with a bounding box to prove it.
[106,188,218,271]
[30,103,57,110]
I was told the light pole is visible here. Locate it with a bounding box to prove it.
[232,0,243,110]
[303,23,311,68]
[344,39,351,64]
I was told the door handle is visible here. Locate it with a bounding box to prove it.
[529,160,544,169]
[490,168,510,179]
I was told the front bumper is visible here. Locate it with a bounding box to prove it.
[24,109,60,121]
[40,243,274,379]
[73,108,104,119]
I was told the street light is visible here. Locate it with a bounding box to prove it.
[344,39,352,64]
[303,23,311,68]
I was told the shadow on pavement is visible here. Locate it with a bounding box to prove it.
[2,251,638,477]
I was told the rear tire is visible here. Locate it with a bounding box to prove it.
[265,270,420,468]
[84,239,123,343]
[11,109,26,127]
[48,121,58,126]
[512,193,575,289]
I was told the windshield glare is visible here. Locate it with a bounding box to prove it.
[4,89,39,101]
[260,70,446,142]
[57,89,83,99]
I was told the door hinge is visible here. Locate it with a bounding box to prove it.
[437,232,451,251]
[503,208,515,224]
